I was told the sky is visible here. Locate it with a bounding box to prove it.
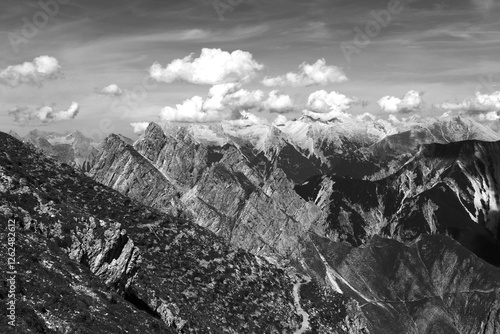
[0,0,499,139]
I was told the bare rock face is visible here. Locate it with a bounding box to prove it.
[133,123,209,189]
[90,123,323,262]
[90,134,184,216]
[68,217,141,289]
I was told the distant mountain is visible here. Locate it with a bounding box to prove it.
[7,130,22,140]
[364,116,500,179]
[160,115,500,182]
[22,130,104,173]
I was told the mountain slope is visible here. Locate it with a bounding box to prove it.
[296,140,500,265]
[304,234,500,334]
[1,131,358,333]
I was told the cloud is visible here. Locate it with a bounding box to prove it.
[202,83,264,112]
[264,90,294,113]
[8,102,79,125]
[225,111,268,128]
[262,59,348,87]
[301,90,361,121]
[159,83,262,122]
[306,90,359,114]
[130,122,150,135]
[479,111,500,121]
[435,91,500,114]
[150,48,264,85]
[159,83,296,122]
[273,114,288,125]
[98,84,124,97]
[378,90,424,113]
[0,56,62,87]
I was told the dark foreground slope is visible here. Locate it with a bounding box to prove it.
[0,132,356,333]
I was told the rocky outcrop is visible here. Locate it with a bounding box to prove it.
[0,216,173,334]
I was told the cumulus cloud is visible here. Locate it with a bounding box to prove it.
[202,83,264,112]
[264,90,294,113]
[378,90,424,113]
[159,83,262,122]
[262,59,348,87]
[273,114,288,126]
[130,122,150,135]
[479,111,500,121]
[0,56,62,87]
[98,84,124,97]
[150,48,264,85]
[435,91,500,115]
[8,102,79,125]
[306,90,359,114]
[301,90,361,121]
[226,111,268,128]
[159,83,295,122]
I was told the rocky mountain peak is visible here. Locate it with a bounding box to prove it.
[142,121,166,140]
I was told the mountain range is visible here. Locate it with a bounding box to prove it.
[11,129,105,173]
[2,114,500,333]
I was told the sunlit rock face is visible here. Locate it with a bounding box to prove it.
[90,122,323,262]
